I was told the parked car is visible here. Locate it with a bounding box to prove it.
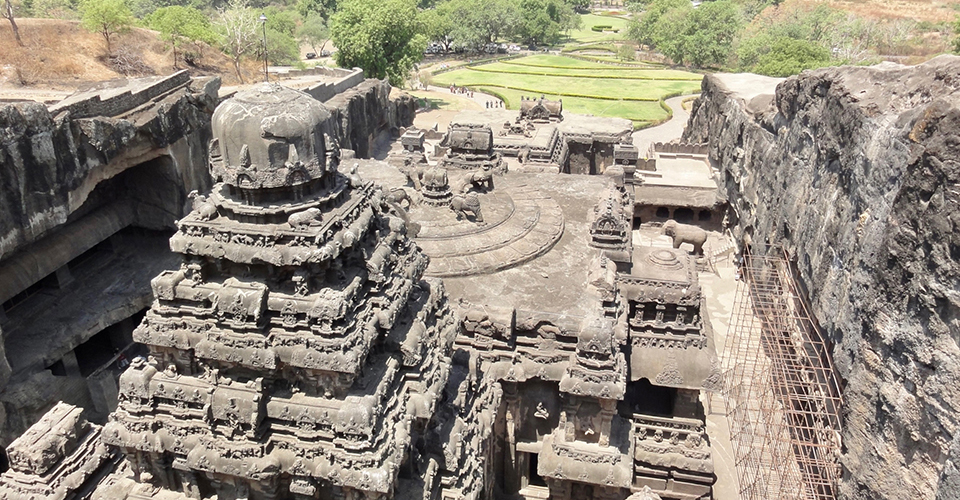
[305,53,317,59]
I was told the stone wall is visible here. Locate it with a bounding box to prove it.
[683,56,960,499]
[48,71,192,119]
[302,67,366,102]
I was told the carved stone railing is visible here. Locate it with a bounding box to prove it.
[632,414,710,461]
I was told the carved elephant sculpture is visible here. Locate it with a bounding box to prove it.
[399,162,425,191]
[451,193,483,223]
[662,219,707,255]
[465,166,494,192]
[385,187,417,208]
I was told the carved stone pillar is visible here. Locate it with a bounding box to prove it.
[563,396,577,442]
[598,398,617,447]
[175,470,202,499]
[546,477,570,500]
[503,382,521,493]
[53,264,74,288]
[61,350,82,378]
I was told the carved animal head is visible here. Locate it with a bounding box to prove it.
[662,219,678,236]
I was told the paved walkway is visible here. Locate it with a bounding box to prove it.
[425,85,504,110]
[631,94,699,155]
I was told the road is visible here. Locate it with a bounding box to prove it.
[631,94,699,155]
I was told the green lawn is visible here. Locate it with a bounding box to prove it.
[562,14,630,44]
[480,62,701,80]
[431,55,701,128]
[476,86,664,127]
[497,54,645,69]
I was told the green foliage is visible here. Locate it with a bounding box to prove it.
[263,4,295,35]
[954,16,960,54]
[627,0,685,47]
[297,11,327,53]
[440,0,518,51]
[419,7,452,50]
[80,0,134,54]
[616,43,634,61]
[514,0,578,46]
[264,24,299,64]
[566,0,589,13]
[330,0,426,86]
[752,36,831,76]
[734,3,907,74]
[294,0,333,19]
[259,5,300,64]
[629,0,741,67]
[146,6,214,67]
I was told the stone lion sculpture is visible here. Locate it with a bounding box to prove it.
[662,219,707,255]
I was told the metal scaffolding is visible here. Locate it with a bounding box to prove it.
[722,247,844,500]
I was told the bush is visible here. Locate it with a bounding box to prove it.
[753,37,832,77]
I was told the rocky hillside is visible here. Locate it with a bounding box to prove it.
[684,57,960,499]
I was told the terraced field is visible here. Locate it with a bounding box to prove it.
[432,55,702,128]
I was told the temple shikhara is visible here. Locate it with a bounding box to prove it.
[0,80,725,500]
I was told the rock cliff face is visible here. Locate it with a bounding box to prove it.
[324,79,417,158]
[684,56,960,499]
[0,77,416,263]
[0,78,220,262]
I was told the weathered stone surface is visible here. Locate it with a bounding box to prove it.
[684,55,960,499]
[324,79,416,158]
[0,77,220,262]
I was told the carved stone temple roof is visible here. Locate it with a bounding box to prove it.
[210,83,332,190]
[0,403,117,500]
[102,84,459,499]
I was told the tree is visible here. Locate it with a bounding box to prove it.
[419,7,452,52]
[753,36,831,76]
[295,0,334,20]
[629,0,742,68]
[683,0,742,67]
[627,0,686,48]
[146,6,213,68]
[515,0,577,46]
[297,11,327,54]
[215,0,259,83]
[262,5,300,65]
[441,0,518,52]
[566,0,590,14]
[330,0,427,86]
[80,0,134,55]
[3,0,24,47]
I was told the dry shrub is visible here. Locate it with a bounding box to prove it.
[108,45,155,77]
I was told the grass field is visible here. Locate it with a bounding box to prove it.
[432,55,702,128]
[562,14,630,44]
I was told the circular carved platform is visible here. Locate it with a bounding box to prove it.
[411,186,564,277]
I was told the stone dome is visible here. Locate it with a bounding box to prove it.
[209,83,332,190]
